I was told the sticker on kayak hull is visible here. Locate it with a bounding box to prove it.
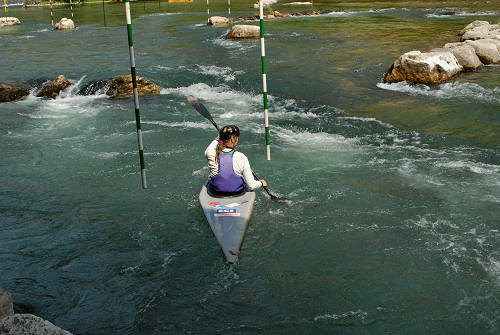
[215,209,240,216]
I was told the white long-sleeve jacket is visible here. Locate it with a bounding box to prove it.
[204,139,263,191]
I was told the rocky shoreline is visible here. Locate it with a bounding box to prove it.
[1,288,72,334]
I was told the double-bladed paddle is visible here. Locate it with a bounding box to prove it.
[187,95,287,201]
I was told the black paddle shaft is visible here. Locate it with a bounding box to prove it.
[187,95,286,201]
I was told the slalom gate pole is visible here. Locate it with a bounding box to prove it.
[228,0,230,20]
[259,0,270,160]
[50,0,54,27]
[206,0,209,23]
[70,0,74,19]
[102,0,106,26]
[3,0,7,13]
[124,0,148,189]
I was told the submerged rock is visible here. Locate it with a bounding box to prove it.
[0,289,14,320]
[37,75,71,98]
[0,17,21,27]
[54,18,75,30]
[80,75,160,99]
[226,24,260,39]
[384,51,463,85]
[0,314,73,335]
[208,16,230,26]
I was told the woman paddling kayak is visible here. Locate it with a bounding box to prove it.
[205,125,267,196]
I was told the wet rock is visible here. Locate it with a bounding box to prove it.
[0,289,14,320]
[37,75,71,98]
[263,14,276,20]
[465,39,500,64]
[54,18,75,30]
[80,75,160,98]
[0,314,73,335]
[226,24,260,39]
[384,51,463,85]
[440,43,484,71]
[0,80,44,103]
[105,75,160,99]
[208,16,230,26]
[0,17,21,27]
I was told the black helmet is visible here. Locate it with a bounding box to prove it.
[219,125,240,141]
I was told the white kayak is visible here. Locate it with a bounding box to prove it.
[199,181,256,263]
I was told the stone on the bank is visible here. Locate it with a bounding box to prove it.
[384,51,463,85]
[0,314,73,335]
[54,18,75,30]
[208,16,230,26]
[0,17,21,27]
[440,43,484,71]
[0,289,14,320]
[105,75,160,99]
[226,24,260,39]
[37,75,71,98]
[465,39,500,64]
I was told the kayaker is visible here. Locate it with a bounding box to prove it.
[205,125,267,195]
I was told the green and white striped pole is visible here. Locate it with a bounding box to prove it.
[228,0,230,20]
[124,0,147,189]
[206,0,210,23]
[259,0,270,160]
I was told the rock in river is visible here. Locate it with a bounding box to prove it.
[384,51,463,85]
[209,16,230,26]
[54,18,75,30]
[226,25,260,39]
[0,289,14,320]
[0,314,73,335]
[0,17,21,27]
[80,75,160,99]
[37,75,71,98]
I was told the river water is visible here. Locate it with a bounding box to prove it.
[1,1,499,334]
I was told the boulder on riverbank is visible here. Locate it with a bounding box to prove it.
[80,75,160,99]
[54,18,75,30]
[209,16,230,26]
[37,75,71,98]
[0,17,21,27]
[384,51,463,85]
[0,289,14,320]
[226,24,260,39]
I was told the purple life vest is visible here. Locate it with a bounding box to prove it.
[210,151,244,194]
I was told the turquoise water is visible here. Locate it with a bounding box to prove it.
[1,1,499,334]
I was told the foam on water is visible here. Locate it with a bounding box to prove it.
[195,64,244,81]
[377,81,500,104]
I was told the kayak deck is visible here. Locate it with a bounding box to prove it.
[199,183,256,263]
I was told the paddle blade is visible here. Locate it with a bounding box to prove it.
[187,95,220,131]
